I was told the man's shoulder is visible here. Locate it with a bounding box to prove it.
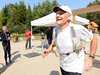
[6,32,10,34]
[25,31,28,33]
[70,23,82,27]
[1,32,4,35]
[72,24,83,30]
[53,26,60,31]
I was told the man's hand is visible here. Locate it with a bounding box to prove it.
[42,50,49,58]
[8,37,11,40]
[42,41,55,58]
[85,57,93,71]
[27,32,30,35]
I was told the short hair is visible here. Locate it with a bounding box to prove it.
[66,12,70,16]
[2,26,7,29]
[66,12,71,23]
[27,28,29,30]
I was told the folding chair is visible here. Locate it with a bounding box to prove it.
[32,36,35,41]
[40,40,48,49]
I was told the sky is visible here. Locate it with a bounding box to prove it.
[0,0,97,11]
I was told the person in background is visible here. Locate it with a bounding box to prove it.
[92,28,95,35]
[99,28,100,36]
[25,28,32,50]
[46,27,52,45]
[40,31,45,40]
[16,37,18,41]
[1,26,12,66]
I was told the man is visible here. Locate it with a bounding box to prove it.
[92,28,95,35]
[25,28,31,50]
[99,29,100,36]
[42,5,98,75]
[1,26,12,66]
[46,27,52,45]
[40,31,45,40]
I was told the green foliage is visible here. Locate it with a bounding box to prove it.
[1,5,9,26]
[86,0,100,29]
[0,11,3,30]
[0,0,59,33]
[31,0,59,34]
[1,0,100,34]
[17,1,27,25]
[26,4,32,30]
[12,33,26,37]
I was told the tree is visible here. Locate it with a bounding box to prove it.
[0,11,3,30]
[1,5,8,26]
[86,0,100,29]
[26,4,32,30]
[32,0,59,34]
[0,0,60,34]
[17,1,27,25]
[52,0,60,8]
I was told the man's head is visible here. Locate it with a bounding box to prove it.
[53,5,72,27]
[2,26,7,33]
[48,26,51,30]
[41,31,43,33]
[27,28,29,31]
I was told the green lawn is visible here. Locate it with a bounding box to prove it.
[11,34,47,41]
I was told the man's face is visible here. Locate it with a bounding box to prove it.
[3,27,7,33]
[56,9,70,26]
[27,29,29,31]
[49,27,51,30]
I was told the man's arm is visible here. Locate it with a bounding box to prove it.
[85,35,98,71]
[8,32,11,40]
[30,31,32,35]
[90,35,98,56]
[27,32,30,35]
[1,33,7,42]
[42,41,55,58]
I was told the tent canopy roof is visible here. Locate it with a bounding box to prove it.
[31,13,89,26]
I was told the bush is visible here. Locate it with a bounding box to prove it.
[11,33,26,37]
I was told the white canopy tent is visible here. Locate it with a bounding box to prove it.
[31,12,89,27]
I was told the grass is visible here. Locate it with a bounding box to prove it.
[11,34,47,41]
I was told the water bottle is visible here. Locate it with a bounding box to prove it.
[52,45,60,57]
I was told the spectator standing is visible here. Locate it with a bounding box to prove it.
[40,31,45,40]
[1,26,12,66]
[25,28,32,50]
[46,27,52,45]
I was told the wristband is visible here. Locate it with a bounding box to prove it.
[89,55,95,59]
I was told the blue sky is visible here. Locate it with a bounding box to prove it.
[0,0,96,11]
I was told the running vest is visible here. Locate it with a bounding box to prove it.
[54,24,83,56]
